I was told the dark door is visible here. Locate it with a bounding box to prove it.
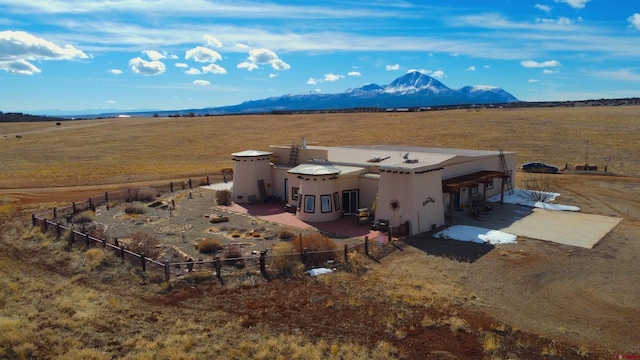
[342,190,359,214]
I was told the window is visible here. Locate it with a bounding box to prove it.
[333,192,340,210]
[292,187,299,201]
[321,195,332,213]
[304,195,315,213]
[472,185,478,194]
[485,181,494,190]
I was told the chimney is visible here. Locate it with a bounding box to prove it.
[301,137,306,148]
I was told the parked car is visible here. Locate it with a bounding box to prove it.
[521,162,559,173]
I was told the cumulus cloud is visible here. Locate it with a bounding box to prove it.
[185,68,201,75]
[386,64,400,71]
[175,63,188,68]
[142,50,165,61]
[554,0,590,9]
[324,73,344,82]
[108,69,122,75]
[237,48,290,71]
[107,99,116,104]
[348,71,361,77]
[307,78,318,85]
[543,69,557,74]
[128,57,166,76]
[535,4,552,11]
[521,59,561,68]
[0,30,88,75]
[186,46,222,63]
[204,34,222,48]
[202,63,227,74]
[466,66,476,72]
[429,70,445,78]
[193,79,210,86]
[629,14,640,30]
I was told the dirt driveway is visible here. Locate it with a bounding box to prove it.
[383,173,640,354]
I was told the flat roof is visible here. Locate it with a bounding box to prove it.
[231,150,273,157]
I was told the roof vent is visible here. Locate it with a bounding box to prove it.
[401,153,418,164]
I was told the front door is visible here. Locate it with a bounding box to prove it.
[342,190,359,215]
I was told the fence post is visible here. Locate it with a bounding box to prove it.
[140,253,146,272]
[105,192,109,204]
[344,244,349,262]
[170,182,173,193]
[56,222,61,239]
[43,219,48,232]
[215,256,223,284]
[53,207,57,220]
[388,227,392,243]
[72,202,77,214]
[31,213,36,226]
[301,247,308,266]
[206,175,210,185]
[364,236,369,256]
[164,262,171,282]
[119,245,125,261]
[102,237,107,248]
[85,233,90,247]
[259,251,270,281]
[188,178,192,189]
[89,198,94,212]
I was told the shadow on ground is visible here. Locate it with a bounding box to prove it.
[404,236,495,263]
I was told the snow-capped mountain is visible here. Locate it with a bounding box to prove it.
[204,71,519,114]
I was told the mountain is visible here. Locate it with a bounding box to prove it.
[204,71,519,115]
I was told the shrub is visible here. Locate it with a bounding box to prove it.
[197,238,223,254]
[129,232,160,258]
[85,248,107,272]
[225,245,244,267]
[291,232,338,266]
[278,228,297,241]
[269,242,304,278]
[215,189,232,206]
[72,211,94,224]
[124,205,146,215]
[345,251,367,274]
[521,173,557,202]
[125,187,157,202]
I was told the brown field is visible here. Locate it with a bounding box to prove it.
[1,107,639,359]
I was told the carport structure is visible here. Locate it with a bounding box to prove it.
[442,170,511,223]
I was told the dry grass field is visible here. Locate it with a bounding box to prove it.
[1,106,640,359]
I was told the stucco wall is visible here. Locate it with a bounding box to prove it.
[231,155,273,203]
[297,176,341,222]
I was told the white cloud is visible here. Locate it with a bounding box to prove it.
[554,0,590,9]
[528,79,539,83]
[324,73,344,82]
[107,99,116,104]
[108,69,122,75]
[0,30,88,75]
[204,34,222,48]
[629,14,640,30]
[484,65,491,69]
[521,59,561,68]
[174,63,188,68]
[590,68,640,82]
[536,17,572,25]
[202,63,227,74]
[142,49,165,61]
[185,46,222,63]
[348,71,361,77]
[128,57,166,76]
[185,68,201,75]
[466,66,476,72]
[193,79,210,86]
[307,78,318,85]
[386,64,400,71]
[535,4,552,12]
[0,59,41,75]
[237,48,290,71]
[429,70,445,78]
[269,73,278,78]
[543,69,557,74]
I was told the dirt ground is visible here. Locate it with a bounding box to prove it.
[4,172,639,356]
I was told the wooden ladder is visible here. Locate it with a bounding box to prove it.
[499,148,514,195]
[288,142,299,165]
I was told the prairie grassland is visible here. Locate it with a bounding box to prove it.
[1,106,639,189]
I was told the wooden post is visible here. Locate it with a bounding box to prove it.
[56,222,61,239]
[301,247,308,266]
[259,251,270,281]
[206,175,210,185]
[188,178,192,189]
[500,178,505,205]
[344,244,348,263]
[43,219,48,232]
[119,245,125,261]
[105,192,109,204]
[164,262,171,282]
[85,233,90,247]
[215,256,223,284]
[72,202,77,214]
[53,207,57,220]
[364,235,369,256]
[170,182,174,193]
[140,253,146,272]
[388,227,392,243]
[102,238,107,248]
[31,213,36,226]
[88,198,94,211]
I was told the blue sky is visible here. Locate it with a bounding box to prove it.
[1,0,640,114]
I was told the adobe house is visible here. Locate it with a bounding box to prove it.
[231,140,516,236]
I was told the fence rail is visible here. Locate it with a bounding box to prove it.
[31,174,408,285]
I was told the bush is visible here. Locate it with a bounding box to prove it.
[521,173,557,202]
[72,211,94,224]
[278,228,297,241]
[291,232,338,267]
[129,232,160,258]
[85,248,107,272]
[124,205,146,215]
[215,190,232,206]
[197,238,223,254]
[269,242,304,278]
[225,245,244,267]
[125,187,157,202]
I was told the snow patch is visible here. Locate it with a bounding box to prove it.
[488,189,580,211]
[306,268,334,277]
[435,225,517,245]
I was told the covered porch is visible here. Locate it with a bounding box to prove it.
[442,170,510,223]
